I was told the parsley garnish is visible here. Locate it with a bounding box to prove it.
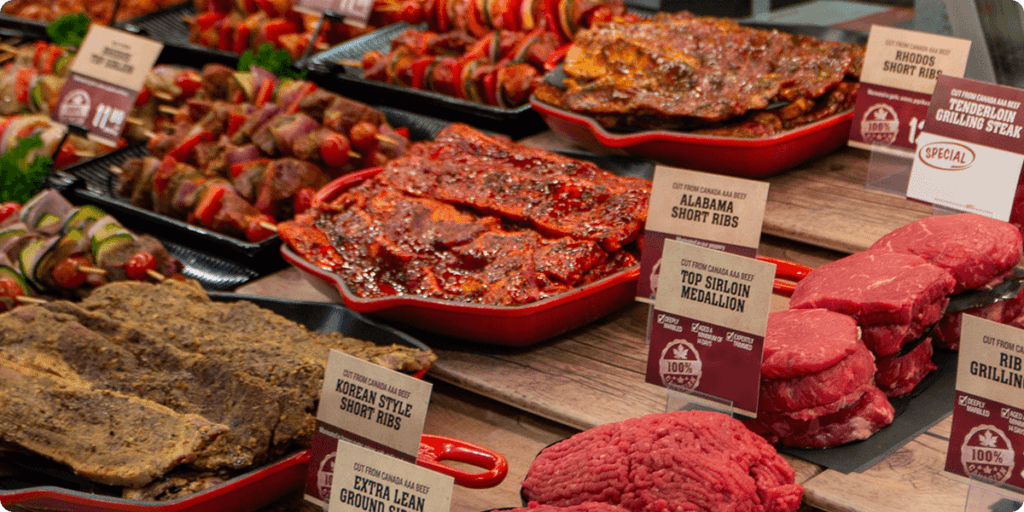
[238,43,307,80]
[0,135,53,204]
[46,13,91,49]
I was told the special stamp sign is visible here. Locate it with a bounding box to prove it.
[906,75,1024,220]
[945,316,1024,498]
[53,24,162,145]
[646,240,775,416]
[849,25,971,155]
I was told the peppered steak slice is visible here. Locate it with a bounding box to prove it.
[759,343,876,413]
[761,309,862,380]
[870,213,1023,294]
[0,354,226,488]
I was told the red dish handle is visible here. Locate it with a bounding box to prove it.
[417,434,509,489]
[756,256,813,298]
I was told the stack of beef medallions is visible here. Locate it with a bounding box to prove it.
[870,214,1024,351]
[744,309,895,448]
[747,213,1024,449]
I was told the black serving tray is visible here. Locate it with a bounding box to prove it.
[306,22,547,138]
[47,104,457,278]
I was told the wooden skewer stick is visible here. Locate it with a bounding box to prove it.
[0,53,15,65]
[109,165,124,175]
[153,91,174,101]
[375,133,399,146]
[127,116,145,126]
[74,150,96,158]
[77,265,107,275]
[15,296,47,305]
[335,59,363,68]
[147,269,166,282]
[144,130,158,140]
[158,105,181,116]
[0,43,21,53]
[349,150,361,159]
[259,221,279,233]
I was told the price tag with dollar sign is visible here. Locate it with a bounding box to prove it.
[53,24,162,146]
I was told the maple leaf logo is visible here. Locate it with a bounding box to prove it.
[872,109,890,120]
[673,345,689,360]
[979,430,999,448]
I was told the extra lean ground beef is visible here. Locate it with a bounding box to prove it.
[490,504,633,512]
[789,251,956,356]
[520,410,804,512]
[870,213,1023,294]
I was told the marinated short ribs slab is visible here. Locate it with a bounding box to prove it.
[0,280,436,496]
[379,124,651,252]
[0,354,226,488]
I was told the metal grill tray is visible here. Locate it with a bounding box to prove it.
[306,22,547,138]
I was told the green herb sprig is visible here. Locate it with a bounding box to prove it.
[46,13,91,49]
[238,43,307,80]
[0,135,53,204]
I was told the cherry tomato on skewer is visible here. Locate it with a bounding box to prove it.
[0,202,21,224]
[125,252,158,281]
[52,255,92,289]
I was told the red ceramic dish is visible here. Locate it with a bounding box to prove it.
[529,96,855,178]
[282,168,641,347]
[0,451,310,512]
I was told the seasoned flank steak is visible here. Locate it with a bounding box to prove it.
[521,410,804,512]
[0,280,436,499]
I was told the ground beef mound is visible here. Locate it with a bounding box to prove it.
[490,504,634,512]
[520,410,804,512]
[874,339,936,397]
[870,213,1023,294]
[761,309,861,380]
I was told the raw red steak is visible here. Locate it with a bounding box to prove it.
[761,309,861,380]
[759,343,876,413]
[789,251,955,326]
[521,410,804,512]
[875,338,936,397]
[870,213,1023,294]
[934,286,1024,350]
[859,297,948,356]
[750,387,895,448]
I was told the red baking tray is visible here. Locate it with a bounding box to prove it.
[282,167,641,347]
[0,434,507,512]
[529,96,854,178]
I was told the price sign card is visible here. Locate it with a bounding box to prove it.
[645,239,775,416]
[295,0,373,27]
[328,441,454,512]
[637,166,769,303]
[849,25,971,154]
[944,315,1024,497]
[905,75,1024,220]
[53,24,162,145]
[305,350,433,508]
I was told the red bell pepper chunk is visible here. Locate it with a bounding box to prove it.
[253,79,275,107]
[227,112,248,136]
[152,156,179,198]
[393,127,410,139]
[53,141,79,169]
[32,41,47,71]
[174,70,203,99]
[135,87,152,107]
[543,43,571,72]
[229,158,268,179]
[234,23,253,54]
[218,21,235,51]
[264,19,298,47]
[14,67,35,105]
[168,129,213,162]
[482,66,499,106]
[195,11,227,32]
[409,57,435,91]
[192,184,229,228]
